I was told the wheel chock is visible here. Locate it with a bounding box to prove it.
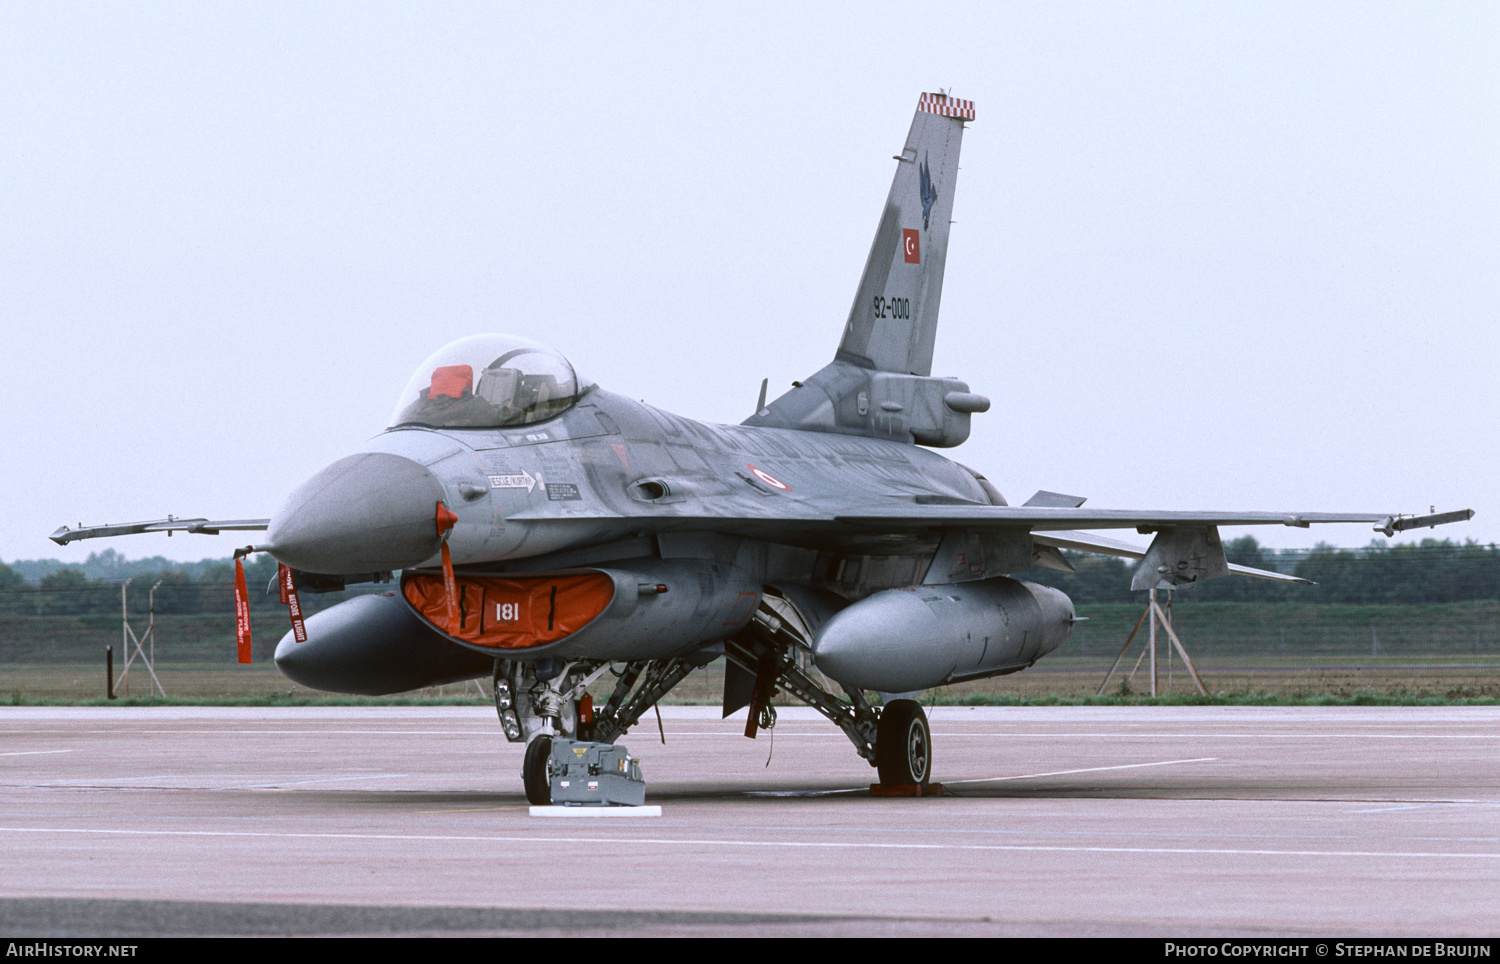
[870,782,944,797]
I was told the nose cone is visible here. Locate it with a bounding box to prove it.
[267,453,446,573]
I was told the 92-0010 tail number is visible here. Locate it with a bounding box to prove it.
[872,295,910,319]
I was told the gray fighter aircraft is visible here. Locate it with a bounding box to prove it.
[52,92,1472,801]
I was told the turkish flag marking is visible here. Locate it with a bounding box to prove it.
[903,228,920,264]
[234,556,252,664]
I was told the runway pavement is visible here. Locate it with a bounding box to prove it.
[2,705,1498,937]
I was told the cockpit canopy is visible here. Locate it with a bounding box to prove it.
[389,334,587,430]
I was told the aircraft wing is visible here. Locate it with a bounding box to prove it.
[1033,529,1310,584]
[832,506,1474,538]
[49,517,270,546]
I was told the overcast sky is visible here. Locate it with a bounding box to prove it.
[2,2,1495,565]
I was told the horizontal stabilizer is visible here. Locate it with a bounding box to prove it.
[1022,490,1087,508]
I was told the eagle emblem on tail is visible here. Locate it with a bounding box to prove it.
[919,153,938,230]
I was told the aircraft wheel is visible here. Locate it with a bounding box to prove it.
[875,699,931,786]
[523,735,553,805]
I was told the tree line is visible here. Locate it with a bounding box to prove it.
[1022,538,1500,605]
[0,554,354,616]
[1,538,1495,616]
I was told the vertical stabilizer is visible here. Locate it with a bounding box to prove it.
[744,94,987,447]
[836,92,973,377]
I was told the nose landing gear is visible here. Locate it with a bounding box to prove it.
[502,655,697,805]
[523,734,554,805]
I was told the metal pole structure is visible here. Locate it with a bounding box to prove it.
[1158,587,1170,692]
[1148,587,1158,697]
[118,578,132,697]
[1100,587,1210,699]
[1126,634,1150,685]
[148,581,158,670]
[118,577,166,697]
[1151,596,1208,696]
[141,580,165,697]
[106,645,115,700]
[1096,606,1150,696]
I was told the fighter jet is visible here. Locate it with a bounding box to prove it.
[52,92,1472,801]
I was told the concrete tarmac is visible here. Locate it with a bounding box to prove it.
[2,705,1498,937]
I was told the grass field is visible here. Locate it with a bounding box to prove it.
[5,600,1498,706]
[6,653,1499,706]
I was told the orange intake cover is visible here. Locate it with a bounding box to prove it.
[403,571,615,649]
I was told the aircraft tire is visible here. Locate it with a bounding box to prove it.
[523,735,553,805]
[875,699,931,786]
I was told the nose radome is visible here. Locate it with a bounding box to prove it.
[267,453,447,574]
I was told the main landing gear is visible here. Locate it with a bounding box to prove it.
[726,596,937,791]
[496,596,939,800]
[874,699,931,787]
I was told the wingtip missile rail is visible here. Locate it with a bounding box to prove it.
[49,517,271,546]
[1375,509,1476,538]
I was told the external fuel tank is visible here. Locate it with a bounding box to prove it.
[811,578,1076,692]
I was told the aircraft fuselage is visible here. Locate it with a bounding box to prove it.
[271,386,994,586]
